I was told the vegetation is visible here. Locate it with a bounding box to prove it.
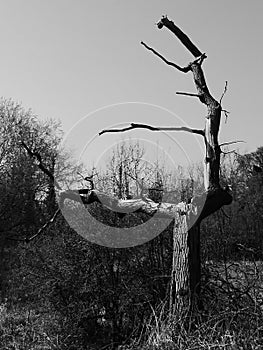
[1,13,263,350]
[0,97,262,349]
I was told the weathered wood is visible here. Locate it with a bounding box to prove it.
[157,16,203,58]
[170,214,189,314]
[188,224,201,307]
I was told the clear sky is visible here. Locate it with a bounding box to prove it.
[1,1,262,170]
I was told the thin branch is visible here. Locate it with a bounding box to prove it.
[220,81,228,105]
[221,150,239,155]
[99,122,205,137]
[141,41,191,73]
[222,109,230,124]
[99,124,135,136]
[220,208,230,219]
[7,208,60,242]
[176,91,201,98]
[26,208,60,242]
[219,140,245,147]
[21,141,62,190]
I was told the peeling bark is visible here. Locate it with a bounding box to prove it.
[170,215,189,314]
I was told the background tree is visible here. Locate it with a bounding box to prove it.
[0,98,80,301]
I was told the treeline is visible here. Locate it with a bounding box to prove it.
[0,99,262,349]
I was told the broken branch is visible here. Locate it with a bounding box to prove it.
[157,16,203,58]
[176,92,201,98]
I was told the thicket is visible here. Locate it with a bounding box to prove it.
[0,99,263,349]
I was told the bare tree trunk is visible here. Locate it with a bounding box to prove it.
[170,215,189,314]
[169,216,201,314]
[188,224,201,309]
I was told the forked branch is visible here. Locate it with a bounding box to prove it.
[21,141,62,190]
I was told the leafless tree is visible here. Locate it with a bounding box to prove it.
[22,16,233,314]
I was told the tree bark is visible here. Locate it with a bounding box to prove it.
[188,224,201,308]
[169,216,202,315]
[170,214,189,314]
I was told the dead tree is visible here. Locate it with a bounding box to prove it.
[20,16,233,315]
[98,16,233,312]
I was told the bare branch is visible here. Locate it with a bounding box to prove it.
[220,208,230,219]
[21,141,62,190]
[221,150,238,155]
[141,41,191,73]
[99,122,205,137]
[222,109,230,123]
[26,208,60,242]
[176,91,201,98]
[7,208,60,242]
[219,140,245,147]
[99,124,135,136]
[220,81,228,105]
[157,16,203,58]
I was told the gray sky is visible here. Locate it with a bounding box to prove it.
[1,1,262,170]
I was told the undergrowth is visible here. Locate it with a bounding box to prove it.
[0,261,263,349]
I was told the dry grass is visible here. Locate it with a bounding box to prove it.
[132,260,263,350]
[1,261,263,349]
[0,303,63,350]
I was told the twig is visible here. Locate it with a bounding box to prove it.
[220,81,228,105]
[219,81,230,123]
[219,140,245,147]
[222,109,230,123]
[220,208,230,219]
[176,91,201,98]
[99,122,204,137]
[221,150,239,155]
